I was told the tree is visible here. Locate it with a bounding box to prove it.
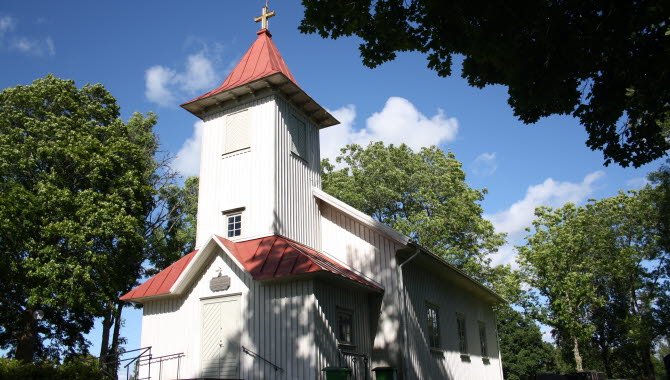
[321,142,505,280]
[518,190,668,377]
[496,306,558,380]
[300,1,670,167]
[0,75,158,361]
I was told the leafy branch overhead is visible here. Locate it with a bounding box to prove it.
[300,0,670,167]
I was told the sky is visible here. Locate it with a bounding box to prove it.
[1,1,664,357]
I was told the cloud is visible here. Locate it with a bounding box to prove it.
[321,97,459,162]
[472,152,497,176]
[173,121,204,177]
[487,171,605,266]
[0,14,54,56]
[145,52,218,107]
[626,176,650,189]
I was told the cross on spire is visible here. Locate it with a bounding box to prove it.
[254,5,275,30]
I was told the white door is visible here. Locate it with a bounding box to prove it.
[201,295,241,378]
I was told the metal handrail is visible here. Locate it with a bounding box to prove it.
[242,346,283,372]
[339,349,369,380]
[138,352,184,380]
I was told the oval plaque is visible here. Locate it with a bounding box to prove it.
[210,275,231,292]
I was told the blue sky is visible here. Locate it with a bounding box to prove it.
[1,1,664,355]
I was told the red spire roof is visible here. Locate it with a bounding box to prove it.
[182,29,297,105]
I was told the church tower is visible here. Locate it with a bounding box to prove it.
[181,7,339,250]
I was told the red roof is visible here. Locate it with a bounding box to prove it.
[120,235,381,301]
[182,29,297,106]
[120,250,198,301]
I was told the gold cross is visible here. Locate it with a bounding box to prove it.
[254,6,275,30]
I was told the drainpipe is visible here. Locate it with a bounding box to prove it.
[397,246,420,380]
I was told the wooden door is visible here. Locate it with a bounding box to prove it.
[201,295,241,378]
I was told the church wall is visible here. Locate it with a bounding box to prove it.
[402,263,503,380]
[319,202,405,371]
[313,280,373,379]
[273,95,322,249]
[196,96,277,247]
[140,246,318,379]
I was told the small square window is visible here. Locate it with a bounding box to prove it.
[479,321,488,357]
[337,309,353,345]
[426,303,440,349]
[457,313,468,354]
[226,213,242,238]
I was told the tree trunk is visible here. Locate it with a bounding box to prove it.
[109,301,125,375]
[641,342,654,378]
[14,309,37,363]
[99,303,113,374]
[573,336,583,372]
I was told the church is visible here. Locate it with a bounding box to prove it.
[121,7,504,380]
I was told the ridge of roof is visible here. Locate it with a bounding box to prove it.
[182,29,296,106]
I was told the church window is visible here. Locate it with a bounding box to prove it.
[426,303,440,348]
[224,109,250,154]
[479,321,488,357]
[457,313,468,354]
[226,213,242,238]
[289,114,307,159]
[336,308,353,345]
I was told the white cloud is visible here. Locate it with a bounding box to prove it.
[626,176,650,189]
[487,171,605,266]
[145,52,218,107]
[321,97,459,162]
[173,121,204,177]
[472,152,497,176]
[0,14,54,56]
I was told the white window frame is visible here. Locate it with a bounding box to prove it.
[426,302,441,349]
[456,313,468,355]
[222,207,245,238]
[336,307,354,346]
[478,321,488,358]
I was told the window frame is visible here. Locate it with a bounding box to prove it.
[288,113,308,161]
[336,307,354,346]
[222,208,244,238]
[426,302,441,349]
[478,321,488,358]
[456,313,468,355]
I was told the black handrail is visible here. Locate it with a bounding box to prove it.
[340,349,369,380]
[242,346,283,372]
[138,352,184,380]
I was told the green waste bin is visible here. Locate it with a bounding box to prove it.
[322,367,352,380]
[372,367,397,380]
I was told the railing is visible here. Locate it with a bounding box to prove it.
[339,349,369,380]
[137,352,185,380]
[242,345,284,373]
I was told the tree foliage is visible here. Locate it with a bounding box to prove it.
[0,75,158,362]
[300,0,670,167]
[517,189,669,377]
[321,142,505,280]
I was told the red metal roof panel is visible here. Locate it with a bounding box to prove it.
[119,250,198,301]
[182,29,297,106]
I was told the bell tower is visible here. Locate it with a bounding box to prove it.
[181,8,339,249]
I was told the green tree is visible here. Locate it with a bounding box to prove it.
[300,1,670,167]
[0,75,157,361]
[322,142,505,280]
[496,306,558,380]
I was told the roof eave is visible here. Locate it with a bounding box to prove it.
[181,72,339,129]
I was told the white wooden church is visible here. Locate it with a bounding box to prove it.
[121,8,504,380]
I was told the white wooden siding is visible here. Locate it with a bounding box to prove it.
[196,97,276,247]
[140,246,317,379]
[402,264,503,380]
[319,202,404,370]
[273,96,322,248]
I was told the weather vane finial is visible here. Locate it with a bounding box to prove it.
[254,3,275,30]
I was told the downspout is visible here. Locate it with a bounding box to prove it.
[397,247,420,380]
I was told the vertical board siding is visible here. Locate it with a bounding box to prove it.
[274,96,321,249]
[319,203,404,370]
[313,281,373,380]
[402,264,503,380]
[196,97,276,247]
[140,246,317,379]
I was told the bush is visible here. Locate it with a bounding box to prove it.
[0,358,105,380]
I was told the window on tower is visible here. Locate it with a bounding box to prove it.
[289,114,307,160]
[224,109,250,155]
[226,213,242,238]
